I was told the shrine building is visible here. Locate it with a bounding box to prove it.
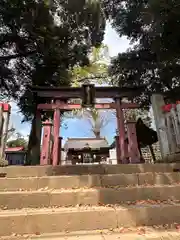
[63,137,110,164]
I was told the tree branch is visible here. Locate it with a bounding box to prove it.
[0,34,20,47]
[78,74,109,82]
[0,50,37,61]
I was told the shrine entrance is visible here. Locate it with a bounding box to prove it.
[82,153,92,163]
[31,84,143,166]
[82,144,92,163]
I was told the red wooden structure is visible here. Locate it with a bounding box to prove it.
[32,85,142,166]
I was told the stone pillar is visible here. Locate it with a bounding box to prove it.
[165,112,177,154]
[40,120,52,165]
[151,94,170,159]
[170,107,180,149]
[115,97,127,163]
[126,121,140,163]
[52,100,61,166]
[175,103,180,147]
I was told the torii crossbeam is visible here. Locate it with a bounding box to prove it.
[30,84,143,166]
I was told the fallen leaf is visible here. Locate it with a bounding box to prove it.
[137,227,146,235]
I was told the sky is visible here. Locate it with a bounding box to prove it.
[8,22,133,145]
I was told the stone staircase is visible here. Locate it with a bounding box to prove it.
[0,164,180,239]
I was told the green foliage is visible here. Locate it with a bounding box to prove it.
[104,0,180,106]
[71,44,110,86]
[67,44,110,117]
[65,44,112,138]
[7,133,28,149]
[124,108,152,127]
[0,0,106,120]
[6,126,16,141]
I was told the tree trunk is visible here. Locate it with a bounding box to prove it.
[94,131,101,138]
[26,113,42,165]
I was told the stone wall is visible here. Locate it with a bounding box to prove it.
[141,142,162,163]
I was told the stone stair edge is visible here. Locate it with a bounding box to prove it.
[1,186,180,210]
[0,172,179,187]
[0,204,180,214]
[1,230,180,240]
[1,204,180,236]
[0,163,180,177]
[1,171,180,178]
[1,184,180,193]
[1,163,180,168]
[0,172,180,192]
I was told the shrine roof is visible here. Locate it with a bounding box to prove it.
[110,141,116,149]
[5,147,24,152]
[63,137,109,150]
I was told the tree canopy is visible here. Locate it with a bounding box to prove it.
[0,0,105,119]
[65,44,113,138]
[104,0,180,106]
[7,134,28,149]
[71,44,110,86]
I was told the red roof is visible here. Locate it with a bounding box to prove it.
[5,147,24,152]
[0,103,11,112]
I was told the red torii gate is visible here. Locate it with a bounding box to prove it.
[32,85,142,166]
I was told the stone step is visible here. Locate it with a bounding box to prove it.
[0,205,180,236]
[2,229,180,240]
[0,172,180,191]
[1,186,180,209]
[1,163,180,177]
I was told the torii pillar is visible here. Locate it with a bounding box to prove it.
[52,100,61,166]
[115,97,127,163]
